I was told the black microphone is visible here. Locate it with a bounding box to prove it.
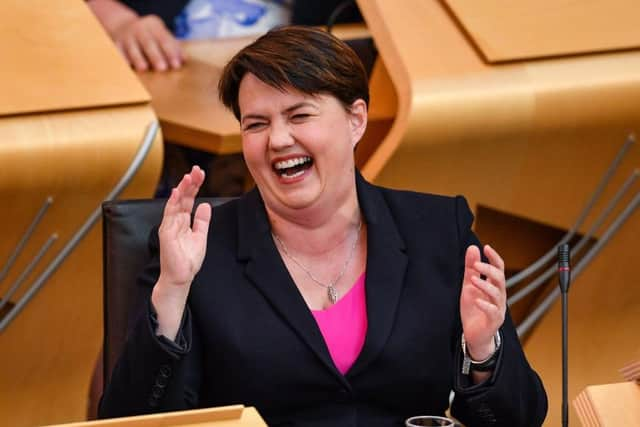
[558,243,571,427]
[558,244,571,293]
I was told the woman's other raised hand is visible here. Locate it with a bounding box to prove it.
[460,244,507,362]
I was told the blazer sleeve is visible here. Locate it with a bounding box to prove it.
[98,228,203,418]
[450,196,548,427]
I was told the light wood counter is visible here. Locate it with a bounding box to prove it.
[0,2,162,426]
[45,405,267,427]
[356,1,640,426]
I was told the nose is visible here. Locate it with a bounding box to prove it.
[268,119,294,151]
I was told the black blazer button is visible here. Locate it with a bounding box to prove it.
[147,396,159,408]
[156,375,168,387]
[151,384,164,399]
[159,364,172,377]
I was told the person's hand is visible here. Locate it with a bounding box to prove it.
[111,14,184,71]
[88,0,184,71]
[158,166,211,288]
[459,244,506,361]
[152,166,211,339]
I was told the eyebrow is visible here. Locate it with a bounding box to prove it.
[241,101,319,125]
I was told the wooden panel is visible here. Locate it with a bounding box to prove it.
[444,0,640,62]
[137,25,381,155]
[522,214,640,427]
[44,406,267,427]
[356,1,640,426]
[0,105,163,427]
[574,390,602,427]
[620,359,640,382]
[137,42,243,154]
[574,382,640,426]
[357,0,640,233]
[0,0,149,116]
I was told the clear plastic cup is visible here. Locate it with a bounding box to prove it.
[405,415,455,426]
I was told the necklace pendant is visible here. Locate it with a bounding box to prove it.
[327,285,338,304]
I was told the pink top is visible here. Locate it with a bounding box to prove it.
[311,272,368,375]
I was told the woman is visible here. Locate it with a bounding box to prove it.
[100,26,547,426]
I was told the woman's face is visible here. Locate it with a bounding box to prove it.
[238,73,367,216]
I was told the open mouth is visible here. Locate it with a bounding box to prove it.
[272,156,314,179]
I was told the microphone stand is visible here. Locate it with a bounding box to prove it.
[558,244,571,427]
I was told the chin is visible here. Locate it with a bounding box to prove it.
[275,190,321,211]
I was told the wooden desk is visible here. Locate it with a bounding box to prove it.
[136,38,249,155]
[136,25,386,156]
[356,2,640,426]
[574,382,640,426]
[45,405,266,427]
[0,2,162,427]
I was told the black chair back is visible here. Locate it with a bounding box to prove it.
[101,198,233,388]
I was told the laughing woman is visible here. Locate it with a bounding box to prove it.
[99,26,547,426]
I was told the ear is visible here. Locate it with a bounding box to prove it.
[348,99,368,148]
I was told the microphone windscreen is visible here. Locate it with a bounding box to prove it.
[558,243,570,267]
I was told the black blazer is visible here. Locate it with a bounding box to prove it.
[99,173,547,426]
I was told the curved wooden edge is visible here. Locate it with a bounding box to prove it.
[358,5,640,426]
[0,106,162,192]
[444,0,640,62]
[359,0,640,178]
[0,104,163,427]
[574,389,603,427]
[355,0,412,183]
[574,382,640,427]
[44,405,252,426]
[357,0,640,230]
[1,0,149,117]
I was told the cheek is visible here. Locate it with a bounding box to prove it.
[241,136,263,167]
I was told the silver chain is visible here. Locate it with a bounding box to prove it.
[272,220,363,304]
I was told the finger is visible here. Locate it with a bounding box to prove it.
[150,22,183,69]
[123,37,149,71]
[483,244,505,271]
[463,245,481,283]
[465,245,481,268]
[175,173,197,212]
[189,165,206,188]
[192,202,212,236]
[183,166,206,199]
[475,297,501,317]
[461,278,484,304]
[163,187,183,218]
[473,261,505,289]
[137,30,168,71]
[470,275,503,306]
[161,191,193,238]
[176,167,205,210]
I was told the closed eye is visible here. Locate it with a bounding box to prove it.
[242,122,267,132]
[290,113,313,123]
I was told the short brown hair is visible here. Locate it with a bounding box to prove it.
[218,26,369,120]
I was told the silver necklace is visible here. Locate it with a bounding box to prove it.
[272,220,363,304]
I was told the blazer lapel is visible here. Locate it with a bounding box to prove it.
[236,189,349,387]
[348,173,408,378]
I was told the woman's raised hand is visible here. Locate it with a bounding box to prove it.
[459,244,507,361]
[151,166,212,340]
